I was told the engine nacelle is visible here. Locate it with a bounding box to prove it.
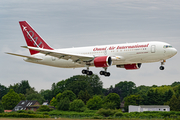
[94,56,112,67]
[116,63,142,70]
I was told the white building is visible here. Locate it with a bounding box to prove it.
[129,105,170,113]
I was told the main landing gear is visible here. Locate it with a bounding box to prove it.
[99,67,110,77]
[82,67,93,75]
[82,67,110,77]
[159,60,166,70]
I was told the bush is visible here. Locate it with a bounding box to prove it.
[0,113,49,118]
[102,102,116,109]
[114,112,123,117]
[57,97,70,111]
[37,105,53,112]
[16,110,27,113]
[48,110,95,117]
[16,110,35,114]
[96,108,118,117]
[27,110,35,114]
[84,109,98,113]
[103,93,120,109]
[69,99,86,112]
[87,96,103,110]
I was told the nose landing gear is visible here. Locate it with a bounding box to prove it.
[159,60,166,70]
[159,66,164,70]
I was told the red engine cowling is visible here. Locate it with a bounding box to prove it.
[116,63,142,70]
[94,56,112,67]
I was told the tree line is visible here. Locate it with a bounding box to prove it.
[0,74,180,112]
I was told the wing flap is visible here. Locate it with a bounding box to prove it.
[23,46,94,62]
[6,52,43,60]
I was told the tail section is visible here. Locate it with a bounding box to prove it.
[19,21,53,55]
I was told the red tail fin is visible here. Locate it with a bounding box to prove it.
[19,21,53,55]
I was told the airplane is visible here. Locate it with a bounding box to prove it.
[6,21,177,77]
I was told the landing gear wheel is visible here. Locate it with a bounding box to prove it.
[100,71,105,75]
[104,72,110,77]
[159,66,165,70]
[82,69,87,74]
[87,71,93,75]
[82,69,93,75]
[99,71,110,77]
[99,67,110,77]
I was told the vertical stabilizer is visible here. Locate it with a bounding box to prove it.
[19,21,53,55]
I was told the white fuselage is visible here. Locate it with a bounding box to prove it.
[24,41,177,68]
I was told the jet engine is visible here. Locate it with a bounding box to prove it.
[116,63,142,70]
[94,56,112,67]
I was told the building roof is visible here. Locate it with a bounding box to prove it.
[4,110,12,112]
[42,100,49,105]
[139,105,170,108]
[12,100,40,111]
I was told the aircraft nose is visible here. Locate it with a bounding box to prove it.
[171,48,177,56]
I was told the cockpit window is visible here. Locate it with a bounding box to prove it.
[163,45,172,48]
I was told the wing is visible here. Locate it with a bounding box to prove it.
[6,52,43,60]
[22,46,94,62]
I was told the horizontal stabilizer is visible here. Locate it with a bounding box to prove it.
[6,52,43,60]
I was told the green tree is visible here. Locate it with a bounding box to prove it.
[69,99,86,112]
[57,90,76,102]
[40,89,53,102]
[135,85,151,96]
[19,93,26,100]
[50,97,57,107]
[124,95,142,112]
[9,83,19,93]
[168,95,179,111]
[25,87,38,96]
[18,80,31,94]
[51,83,57,97]
[56,93,62,102]
[51,81,66,97]
[26,93,45,104]
[0,101,4,113]
[115,81,136,100]
[144,89,163,105]
[87,95,103,110]
[57,97,70,111]
[173,84,180,98]
[171,81,180,87]
[85,74,103,95]
[78,90,91,104]
[52,75,103,97]
[0,84,8,100]
[67,80,90,96]
[9,80,31,94]
[163,90,173,102]
[2,89,20,110]
[103,93,121,109]
[143,87,174,105]
[104,86,121,100]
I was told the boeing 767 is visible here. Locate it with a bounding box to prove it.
[6,21,177,77]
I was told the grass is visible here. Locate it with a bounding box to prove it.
[0,118,164,120]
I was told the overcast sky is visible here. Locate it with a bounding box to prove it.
[1,0,180,91]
